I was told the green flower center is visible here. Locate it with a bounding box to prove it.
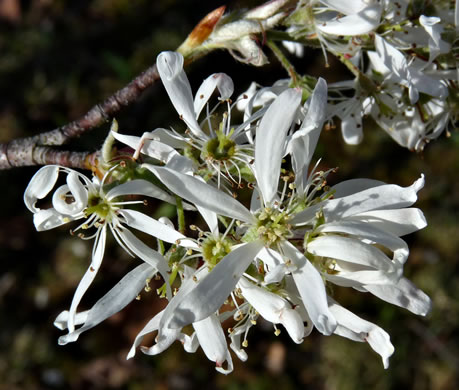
[202,129,236,162]
[201,236,233,269]
[85,194,115,221]
[255,207,291,246]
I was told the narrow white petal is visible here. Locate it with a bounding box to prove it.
[156,51,206,138]
[151,128,188,149]
[128,309,179,359]
[255,88,302,204]
[54,310,88,331]
[329,300,394,369]
[320,0,370,15]
[349,208,427,236]
[116,227,171,298]
[193,314,233,374]
[317,5,381,36]
[194,73,234,117]
[196,205,219,236]
[167,241,264,328]
[331,178,385,198]
[341,117,363,145]
[316,220,409,266]
[68,170,88,203]
[308,235,396,272]
[289,77,328,187]
[257,247,283,269]
[58,263,156,344]
[118,209,197,248]
[144,165,254,223]
[292,175,425,225]
[281,241,337,335]
[67,225,107,332]
[33,209,78,231]
[229,331,248,362]
[24,165,60,212]
[364,277,432,316]
[239,277,304,343]
[106,179,173,203]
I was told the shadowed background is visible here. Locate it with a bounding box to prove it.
[0,1,458,389]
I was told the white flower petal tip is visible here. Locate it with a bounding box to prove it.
[156,51,183,81]
[365,330,395,369]
[413,174,425,192]
[156,51,205,138]
[24,165,60,212]
[329,302,394,368]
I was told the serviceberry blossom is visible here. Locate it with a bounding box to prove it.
[113,51,266,187]
[24,164,196,333]
[124,78,431,370]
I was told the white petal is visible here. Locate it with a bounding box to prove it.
[24,165,60,212]
[197,205,219,236]
[349,208,427,236]
[52,172,87,215]
[229,330,248,362]
[329,300,394,369]
[106,179,174,204]
[116,227,171,298]
[54,310,88,331]
[281,241,337,335]
[166,241,264,328]
[292,175,425,225]
[144,165,254,223]
[364,277,432,316]
[193,314,233,374]
[67,171,88,210]
[156,51,206,138]
[341,116,363,145]
[194,73,234,117]
[317,220,409,266]
[118,209,197,248]
[265,263,288,284]
[128,309,179,359]
[332,178,385,198]
[33,209,78,231]
[67,225,107,332]
[320,0,370,15]
[239,277,304,343]
[58,263,156,344]
[317,5,381,36]
[151,128,189,149]
[255,88,302,204]
[289,79,328,193]
[257,247,283,269]
[308,235,397,272]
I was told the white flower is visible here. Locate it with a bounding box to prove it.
[143,86,339,336]
[24,165,196,332]
[371,35,448,104]
[328,299,394,369]
[315,0,382,37]
[114,51,264,186]
[128,266,234,374]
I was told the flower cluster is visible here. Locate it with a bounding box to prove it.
[224,0,459,151]
[24,50,432,374]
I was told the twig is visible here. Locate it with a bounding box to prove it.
[0,63,160,170]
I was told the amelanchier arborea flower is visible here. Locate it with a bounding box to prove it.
[23,47,432,375]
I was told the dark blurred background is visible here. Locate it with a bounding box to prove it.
[0,1,458,389]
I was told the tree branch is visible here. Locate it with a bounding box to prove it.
[0,63,160,170]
